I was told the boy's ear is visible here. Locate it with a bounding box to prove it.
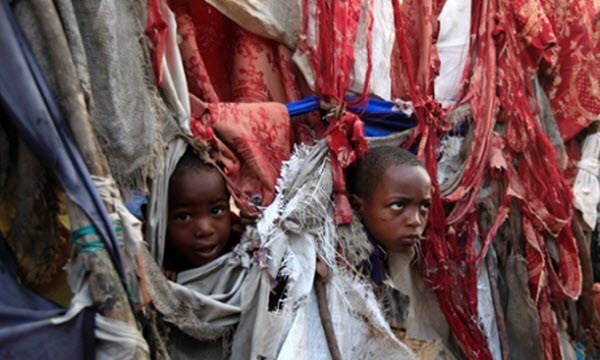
[349,193,364,216]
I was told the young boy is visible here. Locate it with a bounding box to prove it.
[349,146,455,357]
[162,148,239,278]
[349,145,432,258]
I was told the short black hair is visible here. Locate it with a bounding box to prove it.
[171,147,218,181]
[348,145,425,200]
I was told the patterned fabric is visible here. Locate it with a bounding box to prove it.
[435,0,583,358]
[537,0,600,141]
[189,98,293,209]
[157,0,325,211]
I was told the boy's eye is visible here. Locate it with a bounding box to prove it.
[390,202,405,211]
[211,206,226,216]
[420,201,431,212]
[176,213,191,222]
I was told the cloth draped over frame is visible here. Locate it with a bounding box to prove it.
[147,0,320,213]
[387,0,591,358]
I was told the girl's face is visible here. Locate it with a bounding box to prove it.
[165,167,231,271]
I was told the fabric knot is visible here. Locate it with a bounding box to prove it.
[190,118,216,144]
[325,111,369,224]
[416,98,450,133]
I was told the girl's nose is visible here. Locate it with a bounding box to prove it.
[194,217,214,238]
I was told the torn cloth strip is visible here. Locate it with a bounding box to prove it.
[0,235,96,360]
[297,0,373,224]
[0,0,126,280]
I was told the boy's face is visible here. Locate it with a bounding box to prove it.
[166,167,231,270]
[356,164,431,253]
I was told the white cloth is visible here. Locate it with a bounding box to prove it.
[435,0,471,106]
[573,132,600,229]
[246,141,415,359]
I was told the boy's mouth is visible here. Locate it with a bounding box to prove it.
[398,235,423,247]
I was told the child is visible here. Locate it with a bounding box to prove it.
[349,145,432,258]
[162,148,239,279]
[349,145,455,357]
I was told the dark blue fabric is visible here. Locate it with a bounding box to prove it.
[0,0,126,280]
[0,235,96,360]
[125,193,147,220]
[361,232,385,286]
[285,96,414,137]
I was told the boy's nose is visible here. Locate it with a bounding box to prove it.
[405,208,423,227]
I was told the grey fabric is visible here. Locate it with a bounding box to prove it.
[504,254,544,360]
[42,0,172,190]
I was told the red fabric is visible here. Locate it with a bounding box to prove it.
[391,0,493,358]
[167,0,321,211]
[325,112,369,224]
[170,0,236,101]
[537,0,600,141]
[297,0,374,224]
[392,0,584,358]
[145,0,169,87]
[438,0,582,358]
[189,97,293,209]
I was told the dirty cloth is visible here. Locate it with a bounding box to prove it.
[0,234,95,360]
[145,0,192,266]
[47,0,169,189]
[0,0,125,278]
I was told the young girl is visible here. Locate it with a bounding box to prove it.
[162,148,241,279]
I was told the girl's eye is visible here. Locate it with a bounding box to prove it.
[176,213,191,222]
[211,206,226,216]
[420,201,431,212]
[390,202,405,211]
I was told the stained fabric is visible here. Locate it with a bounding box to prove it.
[34,0,170,190]
[0,235,96,360]
[0,0,126,281]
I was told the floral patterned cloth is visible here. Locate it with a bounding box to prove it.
[147,0,325,211]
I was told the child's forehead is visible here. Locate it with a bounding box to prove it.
[173,164,224,183]
[169,166,229,198]
[372,164,431,193]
